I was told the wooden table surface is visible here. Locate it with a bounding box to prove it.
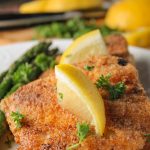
[0,27,149,50]
[0,28,35,45]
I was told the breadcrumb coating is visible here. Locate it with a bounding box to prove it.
[1,55,150,150]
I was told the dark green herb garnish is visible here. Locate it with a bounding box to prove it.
[96,74,126,100]
[11,111,24,128]
[96,74,111,89]
[77,123,89,142]
[84,65,94,71]
[109,82,126,100]
[58,92,63,102]
[67,123,89,150]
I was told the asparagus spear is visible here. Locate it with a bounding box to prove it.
[0,76,13,99]
[7,41,52,75]
[0,110,7,137]
[3,63,41,98]
[34,53,55,71]
[12,63,41,85]
[0,42,59,138]
[47,47,59,56]
[6,83,24,97]
[0,43,59,99]
[0,41,51,81]
[6,52,57,97]
[0,71,7,83]
[0,42,51,99]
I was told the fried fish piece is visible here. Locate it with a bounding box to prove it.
[40,34,133,80]
[1,56,150,150]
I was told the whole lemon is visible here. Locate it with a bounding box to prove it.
[105,0,150,31]
[20,0,101,13]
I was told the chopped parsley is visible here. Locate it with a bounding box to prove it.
[77,123,89,142]
[67,123,89,150]
[96,74,126,100]
[58,92,63,102]
[96,74,111,89]
[84,65,94,71]
[11,111,24,128]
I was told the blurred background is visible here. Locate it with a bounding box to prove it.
[0,0,149,48]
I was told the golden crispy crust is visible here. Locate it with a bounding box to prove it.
[1,76,78,150]
[75,56,139,98]
[79,128,145,150]
[105,34,128,57]
[1,56,150,150]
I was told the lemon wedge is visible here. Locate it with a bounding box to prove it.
[105,0,150,31]
[60,30,108,64]
[123,27,150,47]
[55,64,106,135]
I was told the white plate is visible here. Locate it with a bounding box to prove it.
[0,40,150,149]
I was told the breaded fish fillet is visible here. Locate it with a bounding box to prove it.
[40,34,133,79]
[1,55,150,150]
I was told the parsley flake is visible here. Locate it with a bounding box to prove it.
[11,111,24,128]
[84,65,94,71]
[96,74,111,89]
[67,123,89,150]
[77,123,89,142]
[96,74,126,100]
[109,82,126,100]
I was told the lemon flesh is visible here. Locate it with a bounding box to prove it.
[55,64,106,136]
[60,30,108,64]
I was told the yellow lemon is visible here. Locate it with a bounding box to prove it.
[19,1,46,13]
[105,0,150,31]
[60,30,108,64]
[55,64,106,135]
[20,0,101,13]
[123,27,150,47]
[45,0,101,13]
